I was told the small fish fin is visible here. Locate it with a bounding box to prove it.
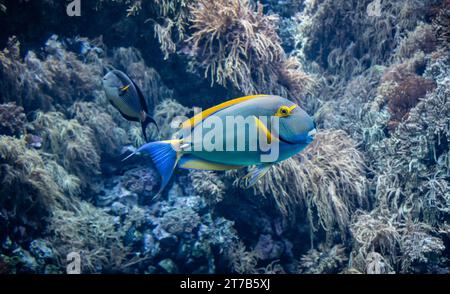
[134,140,182,196]
[179,155,243,171]
[141,114,159,142]
[240,164,273,189]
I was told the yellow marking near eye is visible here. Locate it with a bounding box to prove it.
[275,104,297,117]
[121,84,131,92]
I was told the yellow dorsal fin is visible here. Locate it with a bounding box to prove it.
[181,95,269,130]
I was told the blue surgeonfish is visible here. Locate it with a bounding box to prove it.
[102,70,158,142]
[125,94,316,194]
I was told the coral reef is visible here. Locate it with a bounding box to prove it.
[0,0,449,274]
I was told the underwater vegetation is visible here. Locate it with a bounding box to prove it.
[0,0,449,274]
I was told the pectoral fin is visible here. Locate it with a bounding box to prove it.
[240,164,273,188]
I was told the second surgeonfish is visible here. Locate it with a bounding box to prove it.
[125,94,316,194]
[102,70,158,142]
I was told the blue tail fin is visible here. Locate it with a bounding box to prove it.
[125,140,180,195]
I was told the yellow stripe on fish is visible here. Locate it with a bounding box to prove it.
[254,116,278,144]
[180,94,269,130]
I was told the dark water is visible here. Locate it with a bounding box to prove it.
[0,0,449,274]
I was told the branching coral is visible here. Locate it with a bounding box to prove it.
[187,0,313,99]
[151,0,190,58]
[188,170,226,206]
[398,222,445,273]
[251,130,367,242]
[298,244,348,274]
[349,209,446,273]
[0,103,26,137]
[226,241,259,274]
[350,209,401,273]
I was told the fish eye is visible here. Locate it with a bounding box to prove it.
[276,106,291,117]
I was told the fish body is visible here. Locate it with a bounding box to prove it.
[181,95,314,166]
[102,70,158,141]
[126,94,316,193]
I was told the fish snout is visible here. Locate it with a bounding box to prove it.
[306,128,317,143]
